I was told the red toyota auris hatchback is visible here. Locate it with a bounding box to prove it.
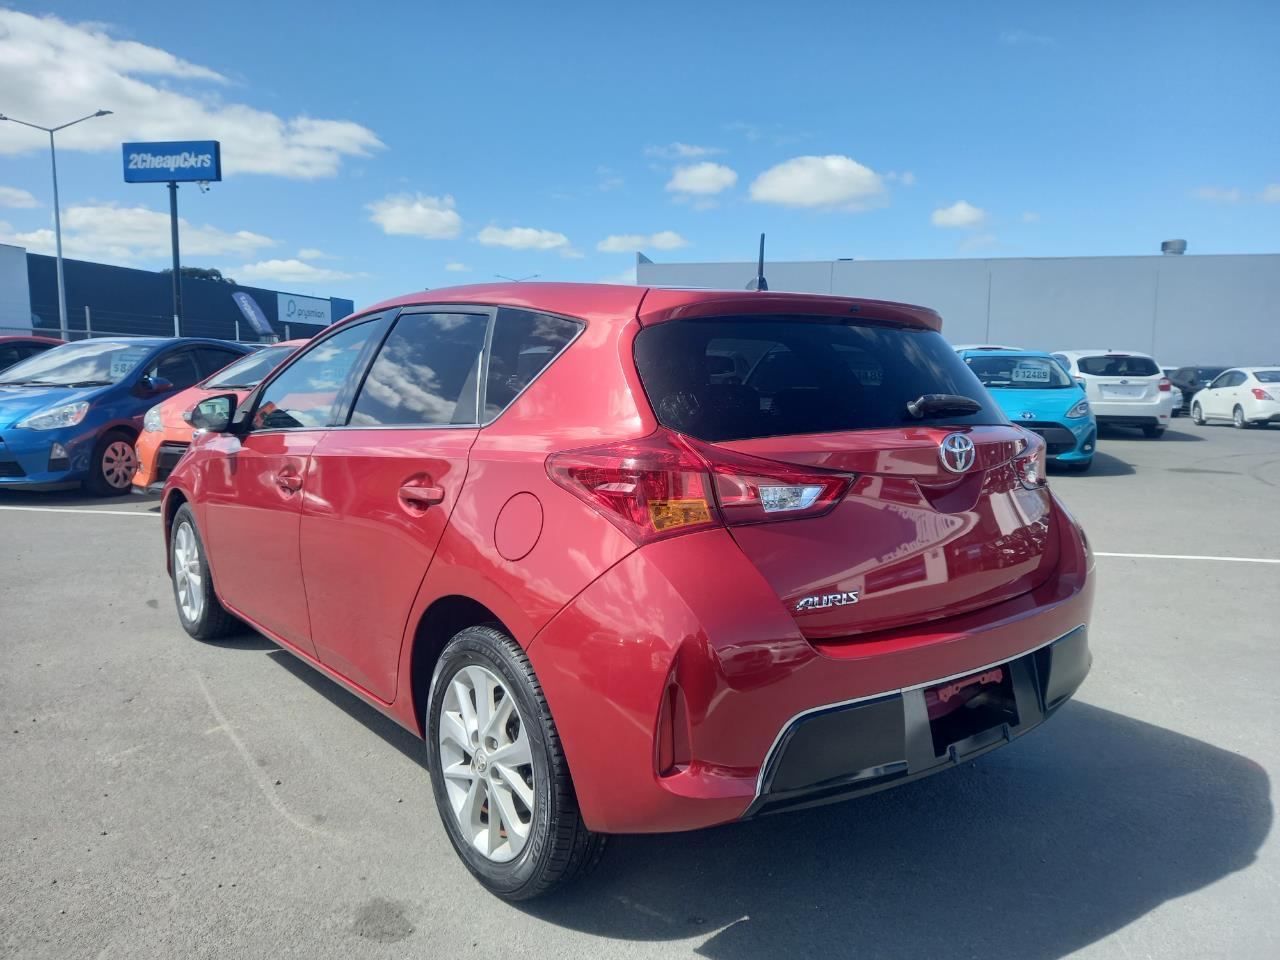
[163,283,1093,899]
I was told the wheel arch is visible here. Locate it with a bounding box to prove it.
[409,594,511,737]
[162,487,190,574]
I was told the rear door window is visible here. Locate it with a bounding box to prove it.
[483,307,581,421]
[196,347,247,379]
[348,311,489,426]
[634,317,1005,442]
[1077,355,1160,377]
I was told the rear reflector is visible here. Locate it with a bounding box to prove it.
[547,429,853,545]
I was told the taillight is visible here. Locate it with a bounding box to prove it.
[546,429,853,545]
[1252,388,1276,401]
[1016,432,1048,489]
[1159,378,1172,392]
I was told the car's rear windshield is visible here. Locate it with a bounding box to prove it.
[1078,355,1160,377]
[204,345,294,389]
[633,316,1006,442]
[965,354,1074,389]
[1254,370,1280,383]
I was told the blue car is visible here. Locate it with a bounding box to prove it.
[957,347,1097,472]
[0,337,251,495]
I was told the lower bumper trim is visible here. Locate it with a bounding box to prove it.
[744,626,1090,818]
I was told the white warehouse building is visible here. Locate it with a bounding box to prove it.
[636,247,1280,367]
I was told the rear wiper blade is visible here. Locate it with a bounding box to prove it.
[905,393,983,419]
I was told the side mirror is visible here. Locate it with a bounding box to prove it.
[187,393,238,433]
[138,376,175,396]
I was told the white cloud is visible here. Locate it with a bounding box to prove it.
[596,165,623,191]
[598,266,637,285]
[1192,186,1242,204]
[476,225,577,257]
[958,232,999,252]
[666,162,738,196]
[0,202,275,264]
[1020,211,1041,223]
[931,200,987,228]
[237,259,356,284]
[0,186,40,209]
[444,261,471,272]
[887,171,916,186]
[645,142,720,159]
[749,155,886,210]
[597,230,688,253]
[0,10,382,178]
[999,28,1056,47]
[1261,184,1280,203]
[366,193,461,239]
[296,247,335,260]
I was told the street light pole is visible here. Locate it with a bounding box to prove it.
[0,109,113,340]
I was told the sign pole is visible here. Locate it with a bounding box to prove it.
[168,180,182,337]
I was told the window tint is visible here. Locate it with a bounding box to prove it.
[634,317,1005,442]
[148,350,201,390]
[1077,355,1160,377]
[1231,371,1249,387]
[483,307,581,420]
[196,347,246,378]
[348,312,489,426]
[0,344,23,369]
[1254,370,1280,384]
[1209,372,1233,389]
[254,321,377,430]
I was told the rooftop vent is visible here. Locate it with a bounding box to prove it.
[1161,239,1187,255]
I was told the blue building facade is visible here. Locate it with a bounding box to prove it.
[26,253,355,342]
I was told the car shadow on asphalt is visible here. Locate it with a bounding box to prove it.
[258,646,1271,959]
[1051,451,1133,477]
[520,701,1270,959]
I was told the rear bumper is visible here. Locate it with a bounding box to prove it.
[1092,396,1174,426]
[745,625,1089,817]
[528,500,1095,834]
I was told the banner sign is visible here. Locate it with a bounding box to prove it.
[278,292,332,327]
[122,140,222,183]
[231,292,275,337]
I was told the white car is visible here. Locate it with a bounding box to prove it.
[1053,350,1176,438]
[1189,368,1280,428]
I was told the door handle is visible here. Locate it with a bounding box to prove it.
[275,471,303,493]
[398,482,445,509]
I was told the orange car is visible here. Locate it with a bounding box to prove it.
[133,339,307,492]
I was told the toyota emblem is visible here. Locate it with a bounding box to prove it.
[939,433,976,473]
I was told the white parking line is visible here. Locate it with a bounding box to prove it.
[0,505,158,517]
[1096,551,1280,565]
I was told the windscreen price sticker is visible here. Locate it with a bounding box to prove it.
[1012,363,1052,383]
[109,348,149,380]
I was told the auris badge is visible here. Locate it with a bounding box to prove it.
[795,591,860,613]
[939,433,976,473]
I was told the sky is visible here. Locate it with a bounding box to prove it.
[0,1,1277,310]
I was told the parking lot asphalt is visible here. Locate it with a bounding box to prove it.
[1,421,1277,960]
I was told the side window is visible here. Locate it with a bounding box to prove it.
[196,347,246,379]
[349,311,489,427]
[0,344,22,368]
[148,350,201,390]
[254,321,378,431]
[1209,372,1232,390]
[1230,371,1248,387]
[483,307,581,421]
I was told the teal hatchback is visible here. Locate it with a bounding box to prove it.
[957,348,1097,472]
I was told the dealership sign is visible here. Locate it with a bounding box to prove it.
[278,292,332,326]
[122,141,222,183]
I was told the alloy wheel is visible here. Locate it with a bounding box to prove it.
[437,664,536,863]
[172,521,204,623]
[101,440,138,489]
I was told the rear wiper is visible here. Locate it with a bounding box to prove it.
[905,393,983,419]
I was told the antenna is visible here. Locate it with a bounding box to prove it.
[746,233,768,291]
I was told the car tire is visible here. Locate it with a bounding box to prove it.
[1191,403,1206,425]
[426,625,606,901]
[1065,458,1093,473]
[1141,425,1165,439]
[169,503,239,641]
[84,429,139,497]
[1232,406,1248,429]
